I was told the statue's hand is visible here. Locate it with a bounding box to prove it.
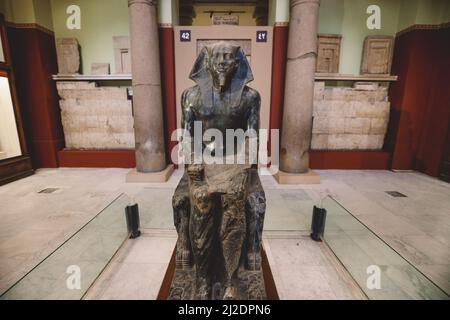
[187,164,204,182]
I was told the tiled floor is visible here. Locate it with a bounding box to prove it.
[0,168,448,299]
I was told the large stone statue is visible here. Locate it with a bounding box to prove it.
[170,42,266,300]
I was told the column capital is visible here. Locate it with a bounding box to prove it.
[128,0,157,7]
[291,0,320,8]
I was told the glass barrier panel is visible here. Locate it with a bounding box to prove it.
[1,193,131,300]
[321,196,448,300]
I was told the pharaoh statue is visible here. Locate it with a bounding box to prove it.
[170,42,266,300]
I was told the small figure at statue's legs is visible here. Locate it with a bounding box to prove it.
[189,182,215,299]
[245,187,266,271]
[172,174,191,269]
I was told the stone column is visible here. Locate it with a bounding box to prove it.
[280,0,320,174]
[128,0,166,172]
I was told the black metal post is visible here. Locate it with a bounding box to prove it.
[310,205,327,241]
[125,203,141,239]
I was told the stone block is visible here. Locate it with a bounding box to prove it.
[59,99,132,116]
[62,115,133,132]
[344,118,371,134]
[353,82,379,91]
[370,118,389,134]
[311,134,328,150]
[312,132,387,150]
[91,63,110,75]
[314,100,355,118]
[314,81,325,100]
[353,101,389,118]
[64,131,134,149]
[324,87,388,103]
[365,134,385,149]
[312,117,345,134]
[58,87,129,100]
[56,81,97,90]
[326,134,354,149]
[323,87,349,101]
[375,101,390,116]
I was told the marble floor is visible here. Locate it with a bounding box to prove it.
[83,229,365,300]
[0,168,449,299]
[83,229,177,300]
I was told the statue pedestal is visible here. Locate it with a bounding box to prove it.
[274,169,320,185]
[126,164,174,183]
[159,246,278,300]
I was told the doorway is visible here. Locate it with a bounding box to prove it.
[174,25,273,130]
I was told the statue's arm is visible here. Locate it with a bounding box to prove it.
[246,88,261,133]
[181,88,204,179]
[245,88,261,167]
[181,89,195,135]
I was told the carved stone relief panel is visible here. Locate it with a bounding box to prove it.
[113,36,131,74]
[56,38,80,75]
[361,36,394,75]
[316,34,341,74]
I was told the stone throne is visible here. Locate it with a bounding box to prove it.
[170,42,267,300]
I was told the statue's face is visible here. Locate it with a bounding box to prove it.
[208,44,238,89]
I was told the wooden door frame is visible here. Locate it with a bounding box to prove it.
[0,14,34,186]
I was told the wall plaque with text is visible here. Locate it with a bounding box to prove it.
[212,15,239,25]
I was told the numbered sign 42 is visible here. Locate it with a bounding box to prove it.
[256,31,267,42]
[180,30,191,42]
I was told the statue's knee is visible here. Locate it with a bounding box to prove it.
[173,194,189,210]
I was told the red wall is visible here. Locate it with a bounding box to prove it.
[269,25,289,138]
[387,25,450,177]
[7,26,65,168]
[159,26,177,165]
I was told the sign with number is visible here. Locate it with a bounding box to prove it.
[180,30,191,42]
[256,31,267,42]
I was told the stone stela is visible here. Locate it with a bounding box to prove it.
[56,38,80,75]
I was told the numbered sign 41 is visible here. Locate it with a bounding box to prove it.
[256,31,267,42]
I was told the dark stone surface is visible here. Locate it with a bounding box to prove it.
[168,267,266,300]
[171,42,267,300]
